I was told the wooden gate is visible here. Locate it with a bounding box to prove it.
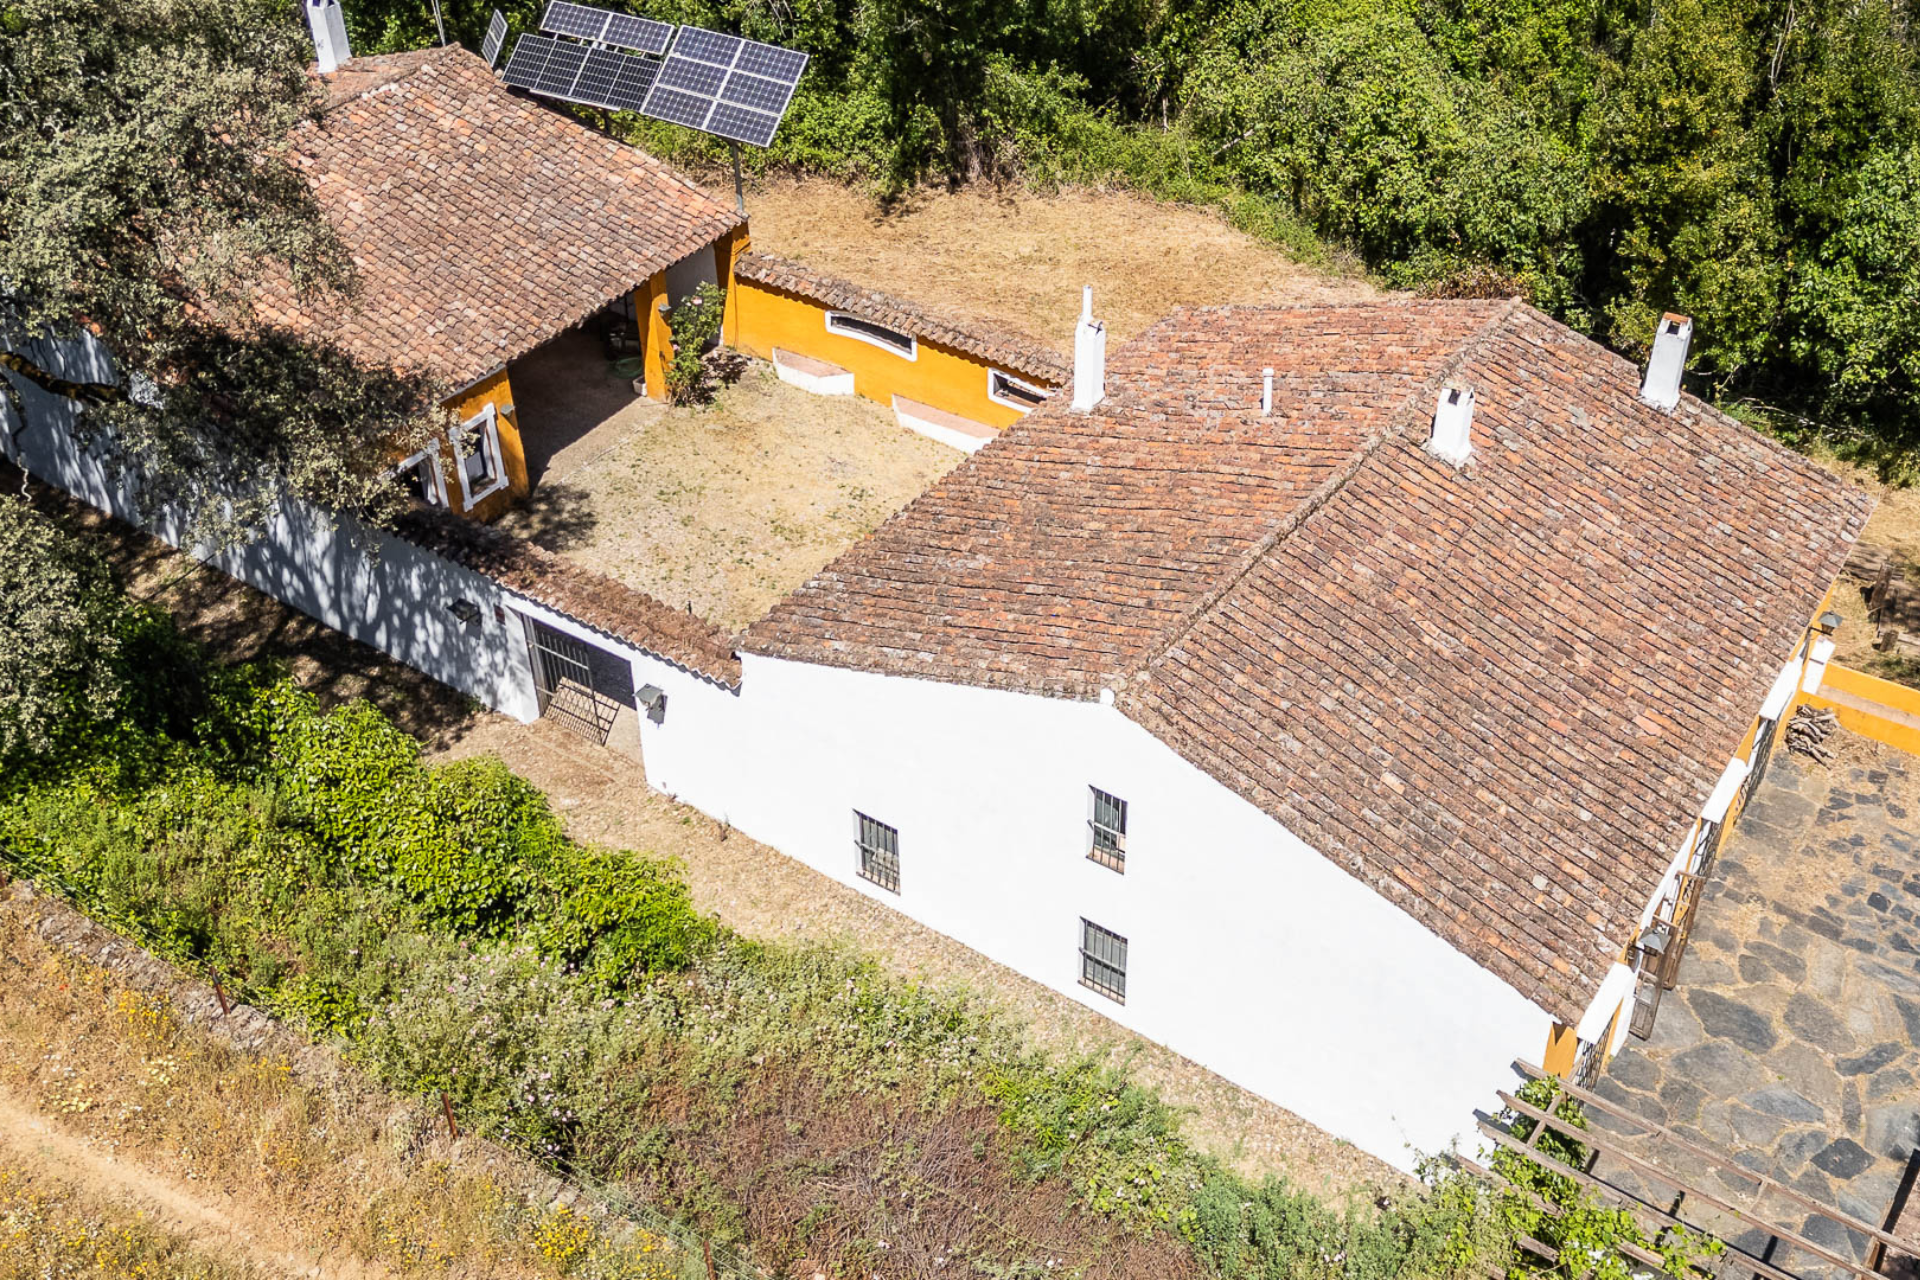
[526,619,621,745]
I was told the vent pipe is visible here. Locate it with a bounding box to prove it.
[1639,313,1692,411]
[1261,367,1274,416]
[1426,383,1474,465]
[306,0,351,73]
[1071,286,1105,413]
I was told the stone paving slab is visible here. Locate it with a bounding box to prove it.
[1597,736,1920,1276]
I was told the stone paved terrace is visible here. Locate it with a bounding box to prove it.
[1594,733,1920,1274]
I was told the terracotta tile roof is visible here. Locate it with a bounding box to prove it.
[398,507,741,688]
[258,46,742,392]
[743,299,1873,1020]
[734,252,1069,385]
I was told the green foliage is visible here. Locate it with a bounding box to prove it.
[0,0,441,544]
[663,282,728,405]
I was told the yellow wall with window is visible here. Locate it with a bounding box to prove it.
[729,279,1057,432]
[435,368,529,522]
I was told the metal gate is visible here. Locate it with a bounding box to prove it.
[526,619,621,744]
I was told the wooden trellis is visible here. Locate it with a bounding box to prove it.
[1465,1061,1911,1280]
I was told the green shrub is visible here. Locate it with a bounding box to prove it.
[664,282,728,405]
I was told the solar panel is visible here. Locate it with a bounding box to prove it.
[540,1,672,53]
[534,38,589,95]
[501,32,556,89]
[603,53,660,110]
[481,8,508,67]
[638,25,807,149]
[602,11,672,54]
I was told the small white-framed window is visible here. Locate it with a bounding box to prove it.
[452,402,508,509]
[825,311,918,360]
[988,369,1052,412]
[392,445,448,508]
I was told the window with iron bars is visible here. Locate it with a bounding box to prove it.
[855,812,900,894]
[1079,919,1128,1002]
[1088,787,1127,873]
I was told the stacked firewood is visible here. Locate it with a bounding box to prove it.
[1786,704,1840,763]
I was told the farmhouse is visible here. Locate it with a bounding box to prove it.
[0,25,1877,1172]
[264,42,746,519]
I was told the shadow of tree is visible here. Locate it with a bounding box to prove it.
[11,464,484,750]
[502,480,601,553]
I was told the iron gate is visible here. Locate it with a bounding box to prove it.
[526,619,621,744]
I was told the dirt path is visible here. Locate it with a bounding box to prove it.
[0,1085,389,1280]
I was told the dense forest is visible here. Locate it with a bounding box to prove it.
[350,0,1920,472]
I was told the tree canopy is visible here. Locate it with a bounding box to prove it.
[0,0,439,542]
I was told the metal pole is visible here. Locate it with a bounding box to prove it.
[429,0,448,45]
[729,141,745,217]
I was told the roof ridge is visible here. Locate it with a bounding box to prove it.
[1116,297,1525,696]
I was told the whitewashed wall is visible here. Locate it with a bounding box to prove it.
[665,653,1553,1169]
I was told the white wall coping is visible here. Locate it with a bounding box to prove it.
[1760,656,1804,721]
[1575,961,1636,1042]
[1701,757,1751,823]
[1801,636,1837,694]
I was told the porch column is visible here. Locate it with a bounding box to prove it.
[641,268,673,403]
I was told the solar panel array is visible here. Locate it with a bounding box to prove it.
[481,8,508,66]
[498,5,806,148]
[638,26,807,147]
[502,32,659,111]
[540,0,672,54]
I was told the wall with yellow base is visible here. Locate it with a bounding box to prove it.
[730,279,1054,432]
[1807,664,1920,756]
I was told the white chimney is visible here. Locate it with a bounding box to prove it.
[1639,312,1692,411]
[306,0,351,74]
[1426,383,1474,465]
[1071,286,1105,413]
[1261,367,1274,416]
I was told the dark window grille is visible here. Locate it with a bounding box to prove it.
[855,812,900,893]
[1740,716,1781,813]
[1079,919,1127,1002]
[990,370,1050,409]
[1088,787,1127,873]
[826,312,915,356]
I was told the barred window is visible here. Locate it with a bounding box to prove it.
[1079,919,1127,1003]
[826,311,917,359]
[1088,786,1127,873]
[855,811,900,894]
[988,369,1051,411]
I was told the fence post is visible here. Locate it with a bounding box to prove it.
[441,1090,460,1139]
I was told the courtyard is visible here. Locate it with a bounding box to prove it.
[1596,732,1920,1268]
[497,328,964,632]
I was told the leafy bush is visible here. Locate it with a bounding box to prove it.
[663,282,728,405]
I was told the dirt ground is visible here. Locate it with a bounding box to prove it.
[0,892,674,1280]
[20,477,1400,1197]
[744,177,1381,348]
[497,338,961,633]
[1811,455,1920,679]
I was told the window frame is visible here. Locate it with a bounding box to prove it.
[1078,919,1127,1003]
[825,311,918,361]
[392,445,448,508]
[1087,786,1127,873]
[452,402,508,509]
[987,368,1052,412]
[854,810,901,894]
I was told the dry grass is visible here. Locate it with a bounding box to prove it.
[1803,451,1920,681]
[497,358,961,633]
[744,177,1381,348]
[0,903,684,1280]
[0,1164,259,1280]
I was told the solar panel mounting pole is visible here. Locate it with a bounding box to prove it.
[729,140,745,216]
[428,0,447,44]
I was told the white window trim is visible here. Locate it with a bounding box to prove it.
[452,402,508,509]
[987,368,1052,412]
[392,445,448,508]
[825,311,918,361]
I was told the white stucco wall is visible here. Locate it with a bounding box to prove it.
[660,653,1553,1169]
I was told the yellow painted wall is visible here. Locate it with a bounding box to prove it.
[1808,664,1920,755]
[437,367,529,523]
[731,279,1058,432]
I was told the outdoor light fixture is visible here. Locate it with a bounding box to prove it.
[637,684,667,725]
[1816,610,1844,635]
[1638,923,1671,957]
[447,599,482,627]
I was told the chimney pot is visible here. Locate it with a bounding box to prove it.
[1426,382,1474,465]
[306,0,352,74]
[1639,312,1692,412]
[1071,286,1105,413]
